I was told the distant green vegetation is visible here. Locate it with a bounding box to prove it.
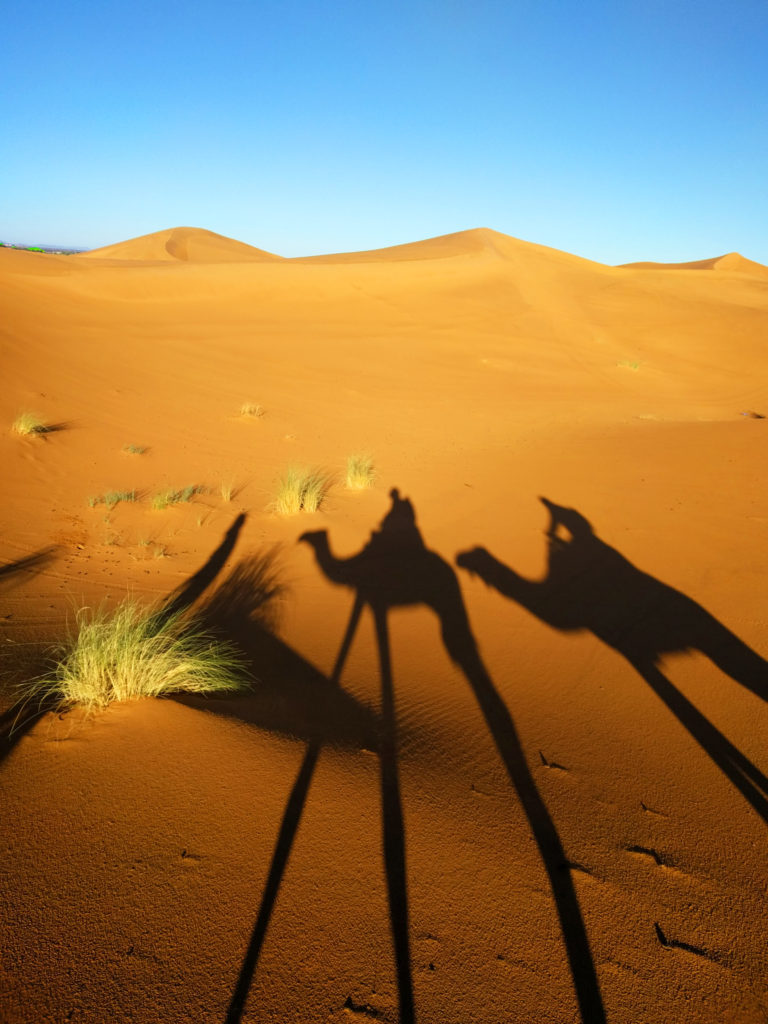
[122,444,147,455]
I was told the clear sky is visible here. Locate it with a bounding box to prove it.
[4,0,767,263]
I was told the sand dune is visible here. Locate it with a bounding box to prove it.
[1,226,767,1024]
[80,225,282,263]
[621,250,768,277]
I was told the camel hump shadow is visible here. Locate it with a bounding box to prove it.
[458,496,768,698]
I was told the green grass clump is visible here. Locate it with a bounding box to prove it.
[152,485,204,510]
[122,444,147,455]
[273,467,331,515]
[88,490,137,509]
[12,412,49,436]
[345,453,375,490]
[19,599,248,713]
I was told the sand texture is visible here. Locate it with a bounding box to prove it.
[1,226,767,1023]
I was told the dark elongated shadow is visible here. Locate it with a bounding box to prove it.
[457,497,768,823]
[0,546,57,584]
[181,555,379,1024]
[225,739,320,1024]
[300,489,605,1024]
[0,546,60,763]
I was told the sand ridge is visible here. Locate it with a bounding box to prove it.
[1,225,767,1024]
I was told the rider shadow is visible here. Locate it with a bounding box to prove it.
[457,497,768,824]
[298,488,606,1024]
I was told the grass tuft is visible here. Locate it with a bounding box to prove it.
[152,485,204,510]
[122,444,147,455]
[12,412,49,436]
[88,490,137,509]
[17,599,248,713]
[345,453,375,490]
[240,403,264,418]
[220,480,236,503]
[273,467,331,516]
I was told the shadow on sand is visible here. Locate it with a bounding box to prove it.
[298,488,606,1024]
[457,497,768,824]
[0,546,60,763]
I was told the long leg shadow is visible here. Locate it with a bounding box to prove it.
[457,497,768,824]
[225,739,321,1024]
[182,559,378,1023]
[300,489,605,1024]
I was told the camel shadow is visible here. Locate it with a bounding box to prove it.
[457,497,768,823]
[299,488,606,1024]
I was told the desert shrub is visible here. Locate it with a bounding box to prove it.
[273,467,331,515]
[88,490,137,508]
[122,444,147,455]
[240,403,264,418]
[12,412,49,436]
[345,453,375,490]
[19,599,248,712]
[152,485,204,510]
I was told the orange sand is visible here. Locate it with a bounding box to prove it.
[1,226,767,1023]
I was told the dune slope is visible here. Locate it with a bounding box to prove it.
[1,227,767,1024]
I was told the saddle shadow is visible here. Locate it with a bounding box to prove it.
[299,488,606,1024]
[457,497,768,823]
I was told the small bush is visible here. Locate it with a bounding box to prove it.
[345,453,375,490]
[152,485,204,510]
[240,403,264,418]
[274,467,331,515]
[12,412,49,436]
[122,444,147,455]
[19,599,248,712]
[88,490,137,509]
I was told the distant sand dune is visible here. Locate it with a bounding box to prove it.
[79,225,282,263]
[621,251,768,277]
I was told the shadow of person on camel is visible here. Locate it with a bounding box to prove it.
[457,497,768,822]
[299,488,606,1024]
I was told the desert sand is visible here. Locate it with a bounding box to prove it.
[1,225,767,1024]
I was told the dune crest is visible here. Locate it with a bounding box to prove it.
[291,226,609,268]
[79,226,282,263]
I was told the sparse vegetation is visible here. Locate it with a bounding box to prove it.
[12,412,49,436]
[240,403,264,418]
[345,453,375,490]
[17,599,248,713]
[220,480,236,503]
[273,466,331,515]
[152,485,204,510]
[122,444,147,455]
[88,490,137,509]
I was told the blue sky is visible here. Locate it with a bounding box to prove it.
[4,0,767,263]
